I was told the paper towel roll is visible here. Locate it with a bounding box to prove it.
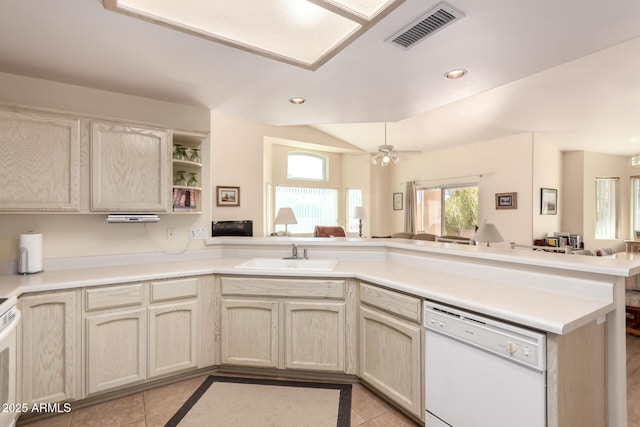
[18,233,43,274]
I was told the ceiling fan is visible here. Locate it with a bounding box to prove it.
[368,123,422,167]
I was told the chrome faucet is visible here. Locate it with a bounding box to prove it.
[284,243,308,260]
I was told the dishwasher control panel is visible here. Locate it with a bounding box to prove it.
[425,302,546,371]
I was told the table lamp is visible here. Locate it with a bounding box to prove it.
[274,207,297,236]
[473,219,504,247]
[353,206,367,237]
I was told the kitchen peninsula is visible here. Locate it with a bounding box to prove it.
[1,237,635,426]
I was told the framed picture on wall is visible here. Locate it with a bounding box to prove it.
[216,186,240,206]
[393,192,403,210]
[495,192,517,210]
[540,188,557,215]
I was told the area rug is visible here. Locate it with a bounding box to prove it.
[164,375,352,427]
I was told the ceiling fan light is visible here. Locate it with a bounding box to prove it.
[392,156,400,164]
[382,155,390,164]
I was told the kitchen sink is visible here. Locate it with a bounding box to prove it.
[234,258,338,271]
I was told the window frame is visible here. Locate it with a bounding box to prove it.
[287,152,328,181]
[414,182,478,236]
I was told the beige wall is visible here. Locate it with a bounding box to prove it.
[341,154,372,237]
[209,112,358,237]
[532,134,562,238]
[388,133,535,246]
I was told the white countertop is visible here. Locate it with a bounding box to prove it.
[0,249,615,335]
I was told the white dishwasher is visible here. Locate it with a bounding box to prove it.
[424,302,546,427]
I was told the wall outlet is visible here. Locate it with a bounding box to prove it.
[167,228,176,241]
[190,228,207,240]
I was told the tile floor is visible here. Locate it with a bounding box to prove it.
[19,375,420,427]
[21,334,640,427]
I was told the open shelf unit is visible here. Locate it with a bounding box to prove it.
[172,130,207,214]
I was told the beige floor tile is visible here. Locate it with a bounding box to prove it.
[351,384,391,421]
[70,393,145,427]
[143,375,208,417]
[351,409,367,426]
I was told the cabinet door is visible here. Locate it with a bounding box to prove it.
[90,121,170,212]
[86,308,147,394]
[359,306,422,418]
[0,108,80,211]
[21,291,80,403]
[220,299,278,367]
[284,301,345,372]
[149,300,198,378]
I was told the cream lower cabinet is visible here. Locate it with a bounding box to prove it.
[359,283,423,419]
[84,277,201,396]
[20,290,81,404]
[219,277,353,373]
[284,301,345,372]
[86,308,147,394]
[149,300,199,377]
[220,299,278,367]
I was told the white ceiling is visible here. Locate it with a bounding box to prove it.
[1,0,640,156]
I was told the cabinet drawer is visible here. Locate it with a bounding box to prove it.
[150,278,198,302]
[85,283,144,311]
[221,277,345,299]
[360,283,421,323]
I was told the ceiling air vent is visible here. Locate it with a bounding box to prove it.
[386,2,464,50]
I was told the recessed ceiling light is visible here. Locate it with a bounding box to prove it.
[445,69,467,79]
[289,97,306,105]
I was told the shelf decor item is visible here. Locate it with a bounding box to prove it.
[173,144,188,160]
[187,173,198,187]
[174,171,187,186]
[216,186,240,206]
[188,148,200,163]
[495,192,517,210]
[540,188,558,215]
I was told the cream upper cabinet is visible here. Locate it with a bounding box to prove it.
[90,121,170,212]
[359,283,423,419]
[0,107,80,211]
[20,290,81,404]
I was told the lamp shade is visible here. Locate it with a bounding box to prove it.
[473,219,504,247]
[274,207,297,225]
[353,206,367,219]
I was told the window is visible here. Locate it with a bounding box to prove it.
[346,188,363,233]
[595,177,619,240]
[287,152,327,181]
[415,184,478,237]
[275,186,338,234]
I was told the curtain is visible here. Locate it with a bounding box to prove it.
[404,181,416,233]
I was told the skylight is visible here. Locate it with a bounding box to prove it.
[104,0,404,70]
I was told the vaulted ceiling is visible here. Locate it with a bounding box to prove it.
[1,0,640,156]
